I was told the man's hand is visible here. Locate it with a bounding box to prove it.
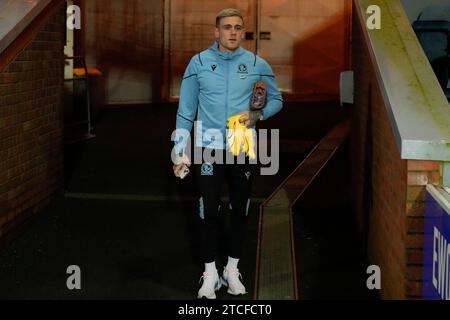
[173,153,191,178]
[238,110,263,128]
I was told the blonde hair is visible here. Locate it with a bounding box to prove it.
[215,8,244,26]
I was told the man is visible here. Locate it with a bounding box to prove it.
[172,8,283,299]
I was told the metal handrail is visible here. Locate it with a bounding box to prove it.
[64,56,95,143]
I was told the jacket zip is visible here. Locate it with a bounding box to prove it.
[224,59,229,145]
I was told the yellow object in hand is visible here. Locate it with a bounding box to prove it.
[226,114,256,159]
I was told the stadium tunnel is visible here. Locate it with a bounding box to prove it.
[0,0,450,300]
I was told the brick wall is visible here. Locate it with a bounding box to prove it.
[405,160,440,298]
[0,4,65,242]
[351,9,441,299]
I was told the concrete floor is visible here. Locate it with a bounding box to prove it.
[0,102,377,299]
[293,141,379,300]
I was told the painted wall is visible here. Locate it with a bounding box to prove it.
[168,0,256,98]
[84,0,164,104]
[83,0,351,103]
[169,0,351,100]
[259,0,351,99]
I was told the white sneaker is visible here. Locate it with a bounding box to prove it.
[221,267,247,295]
[197,271,222,299]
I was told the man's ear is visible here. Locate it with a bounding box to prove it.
[214,27,219,39]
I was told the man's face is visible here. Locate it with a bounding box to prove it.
[215,16,245,52]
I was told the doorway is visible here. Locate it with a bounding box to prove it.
[165,0,258,98]
[165,0,352,101]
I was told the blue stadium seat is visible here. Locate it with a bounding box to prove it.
[412,9,450,102]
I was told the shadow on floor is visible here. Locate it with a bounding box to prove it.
[292,140,379,300]
[0,102,353,299]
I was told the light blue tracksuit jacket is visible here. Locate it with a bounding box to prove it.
[174,41,283,154]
